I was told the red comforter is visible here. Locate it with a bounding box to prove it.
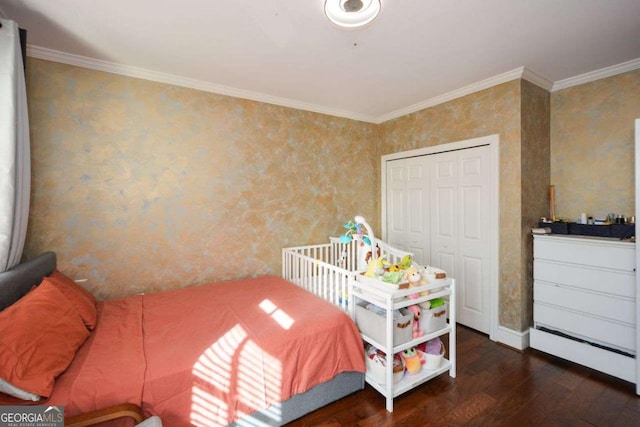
[6,276,365,426]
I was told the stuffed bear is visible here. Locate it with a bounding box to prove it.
[405,266,428,300]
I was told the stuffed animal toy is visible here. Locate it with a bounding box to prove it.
[430,297,446,308]
[405,266,428,299]
[399,254,413,270]
[401,347,422,374]
[364,245,381,263]
[424,265,447,280]
[406,305,424,338]
[416,338,444,358]
[365,255,386,278]
[381,271,404,284]
[419,266,446,307]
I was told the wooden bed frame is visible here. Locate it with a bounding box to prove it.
[65,403,144,427]
[0,253,364,426]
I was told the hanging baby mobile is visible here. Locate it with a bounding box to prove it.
[339,220,372,246]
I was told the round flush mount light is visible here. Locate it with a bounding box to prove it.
[324,0,381,29]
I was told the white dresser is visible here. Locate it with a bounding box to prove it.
[530,234,638,392]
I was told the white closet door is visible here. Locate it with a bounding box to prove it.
[385,157,430,265]
[457,147,491,333]
[431,147,491,333]
[386,145,492,334]
[430,151,458,280]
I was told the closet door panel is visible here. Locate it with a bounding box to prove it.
[431,152,458,288]
[457,147,491,333]
[386,162,408,252]
[406,161,429,264]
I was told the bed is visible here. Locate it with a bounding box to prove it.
[0,252,366,426]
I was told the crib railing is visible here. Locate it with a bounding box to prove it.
[282,242,355,312]
[282,238,414,313]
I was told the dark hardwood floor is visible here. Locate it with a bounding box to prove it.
[289,325,640,426]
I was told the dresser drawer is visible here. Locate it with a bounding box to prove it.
[534,235,635,272]
[534,259,635,299]
[534,302,635,353]
[529,328,636,382]
[534,281,635,324]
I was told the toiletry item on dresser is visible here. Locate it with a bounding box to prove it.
[532,227,552,235]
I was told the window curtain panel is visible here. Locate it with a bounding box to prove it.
[0,19,30,273]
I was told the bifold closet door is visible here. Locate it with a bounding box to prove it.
[431,147,491,333]
[385,145,491,334]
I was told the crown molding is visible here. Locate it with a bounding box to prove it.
[521,68,554,91]
[28,44,637,124]
[26,45,376,123]
[373,67,539,123]
[552,57,640,92]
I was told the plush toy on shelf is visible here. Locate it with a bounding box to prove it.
[423,265,447,281]
[405,266,428,299]
[406,305,424,338]
[365,255,387,278]
[381,270,404,284]
[399,254,413,270]
[401,347,423,374]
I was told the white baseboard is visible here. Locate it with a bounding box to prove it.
[493,326,530,350]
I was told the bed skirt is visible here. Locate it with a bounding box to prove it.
[231,371,364,426]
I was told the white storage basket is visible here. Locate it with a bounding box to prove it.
[419,302,448,334]
[355,302,413,345]
[366,351,405,385]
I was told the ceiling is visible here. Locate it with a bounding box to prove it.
[1,0,639,123]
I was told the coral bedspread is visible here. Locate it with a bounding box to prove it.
[3,276,365,426]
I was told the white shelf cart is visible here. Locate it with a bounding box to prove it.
[350,276,456,412]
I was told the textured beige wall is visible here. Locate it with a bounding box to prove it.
[24,58,379,299]
[551,70,640,222]
[26,57,633,334]
[378,80,529,330]
[520,80,551,328]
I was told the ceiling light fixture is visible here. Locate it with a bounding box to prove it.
[324,0,381,29]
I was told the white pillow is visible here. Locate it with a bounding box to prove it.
[0,377,41,401]
[137,416,163,427]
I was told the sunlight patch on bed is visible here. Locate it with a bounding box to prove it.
[238,340,282,406]
[191,385,229,426]
[192,324,247,391]
[191,323,283,425]
[259,299,294,329]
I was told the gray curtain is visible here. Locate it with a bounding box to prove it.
[0,19,30,273]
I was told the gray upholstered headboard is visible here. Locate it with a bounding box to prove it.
[0,252,56,311]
